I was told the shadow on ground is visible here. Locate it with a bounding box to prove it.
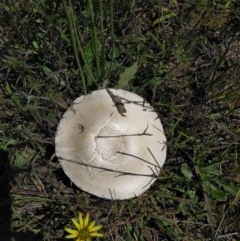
[0,150,43,241]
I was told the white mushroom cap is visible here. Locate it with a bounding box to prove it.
[55,89,166,200]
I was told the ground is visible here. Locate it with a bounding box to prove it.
[0,0,240,240]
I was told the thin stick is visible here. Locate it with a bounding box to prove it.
[59,156,157,178]
[96,125,152,138]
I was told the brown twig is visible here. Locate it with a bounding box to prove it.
[106,88,127,116]
[96,124,152,138]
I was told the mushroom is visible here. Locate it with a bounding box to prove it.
[55,89,166,200]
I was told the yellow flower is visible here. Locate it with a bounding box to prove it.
[64,213,103,241]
